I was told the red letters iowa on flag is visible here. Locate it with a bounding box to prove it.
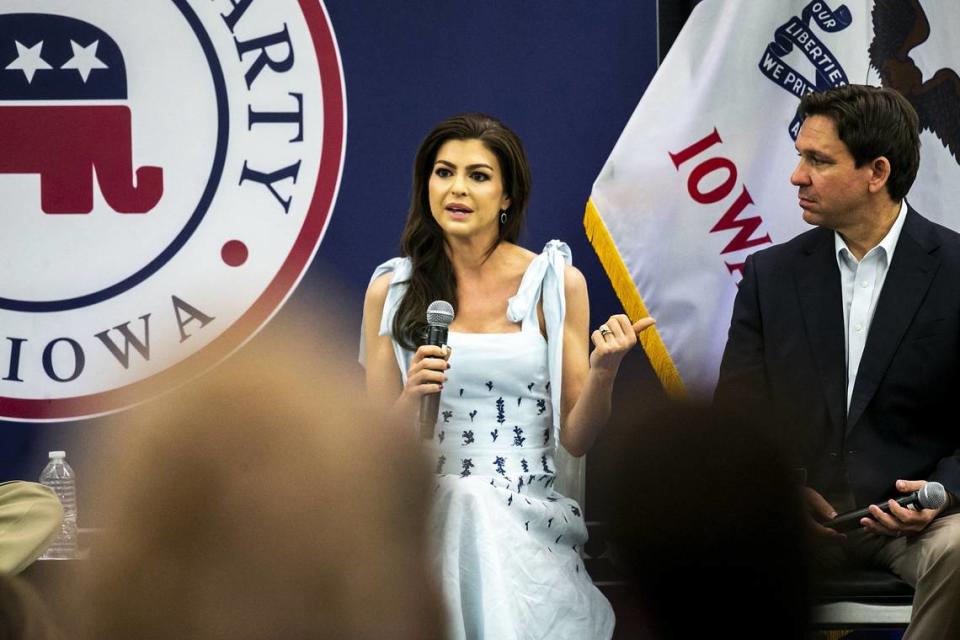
[586,0,960,396]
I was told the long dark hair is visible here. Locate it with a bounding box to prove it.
[393,113,531,350]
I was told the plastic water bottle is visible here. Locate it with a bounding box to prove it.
[39,451,78,560]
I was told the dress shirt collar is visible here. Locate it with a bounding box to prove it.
[834,199,908,266]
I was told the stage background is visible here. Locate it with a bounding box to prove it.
[0,1,669,524]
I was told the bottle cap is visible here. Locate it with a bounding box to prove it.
[48,451,65,459]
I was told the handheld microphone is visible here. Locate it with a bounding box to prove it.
[825,482,948,532]
[418,300,454,439]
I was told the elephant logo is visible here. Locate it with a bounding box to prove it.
[0,13,163,214]
[0,1,345,422]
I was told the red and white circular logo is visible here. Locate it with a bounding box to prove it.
[0,1,345,421]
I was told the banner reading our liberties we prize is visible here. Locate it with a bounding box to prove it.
[586,0,960,397]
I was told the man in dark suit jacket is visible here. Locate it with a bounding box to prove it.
[716,84,960,639]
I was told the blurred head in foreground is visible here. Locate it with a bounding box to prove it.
[77,309,442,640]
[605,401,811,639]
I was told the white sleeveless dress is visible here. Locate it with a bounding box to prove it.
[365,241,614,640]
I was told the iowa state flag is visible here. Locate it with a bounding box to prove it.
[586,0,960,397]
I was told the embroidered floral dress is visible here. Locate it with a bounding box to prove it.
[365,241,614,640]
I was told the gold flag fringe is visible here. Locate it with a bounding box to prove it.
[583,198,686,398]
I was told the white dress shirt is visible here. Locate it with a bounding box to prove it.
[835,200,908,412]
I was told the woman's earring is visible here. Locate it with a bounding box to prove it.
[500,210,508,224]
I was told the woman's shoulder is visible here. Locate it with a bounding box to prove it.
[364,256,412,315]
[370,255,411,274]
[504,240,572,268]
[499,243,539,273]
[366,257,412,288]
[523,240,583,299]
[502,241,584,309]
[497,240,581,292]
[364,272,393,307]
[563,264,587,300]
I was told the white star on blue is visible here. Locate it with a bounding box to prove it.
[5,40,52,83]
[60,39,109,83]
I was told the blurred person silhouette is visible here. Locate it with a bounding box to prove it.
[0,482,63,575]
[604,401,811,639]
[0,573,64,640]
[74,308,443,640]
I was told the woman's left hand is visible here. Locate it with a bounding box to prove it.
[589,314,656,373]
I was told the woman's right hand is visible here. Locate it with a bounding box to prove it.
[396,345,452,412]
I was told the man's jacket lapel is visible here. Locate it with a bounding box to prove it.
[795,228,847,435]
[847,209,941,430]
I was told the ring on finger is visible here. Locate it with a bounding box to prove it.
[599,325,612,337]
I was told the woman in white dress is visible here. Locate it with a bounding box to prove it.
[362,113,654,640]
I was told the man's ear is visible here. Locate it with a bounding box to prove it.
[867,156,892,195]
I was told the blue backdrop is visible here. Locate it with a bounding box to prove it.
[1,1,662,519]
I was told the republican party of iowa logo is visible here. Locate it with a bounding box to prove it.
[0,2,345,420]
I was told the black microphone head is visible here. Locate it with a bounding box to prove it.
[918,482,948,510]
[426,300,455,327]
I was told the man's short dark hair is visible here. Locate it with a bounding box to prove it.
[798,84,920,201]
